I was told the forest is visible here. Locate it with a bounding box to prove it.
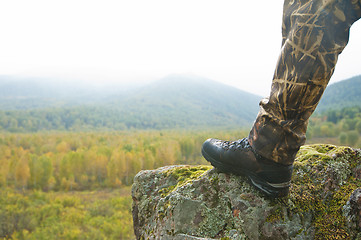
[1,188,133,239]
[0,129,240,191]
[0,128,247,239]
[307,106,361,147]
[1,106,361,239]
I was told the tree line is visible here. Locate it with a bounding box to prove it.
[307,106,361,147]
[0,129,245,191]
[0,106,240,132]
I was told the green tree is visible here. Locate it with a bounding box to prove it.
[107,149,124,187]
[15,153,30,189]
[0,147,11,187]
[143,149,155,170]
[347,130,359,147]
[355,120,361,134]
[339,132,348,145]
[320,123,333,137]
[29,155,53,190]
[340,119,350,131]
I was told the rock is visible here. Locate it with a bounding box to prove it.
[132,145,361,239]
[344,188,361,235]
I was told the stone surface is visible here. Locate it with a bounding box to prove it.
[132,144,361,239]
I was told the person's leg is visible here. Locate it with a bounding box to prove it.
[249,0,361,165]
[202,0,361,198]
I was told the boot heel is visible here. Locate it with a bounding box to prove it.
[248,174,290,198]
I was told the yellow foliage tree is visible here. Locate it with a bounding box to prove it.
[15,153,30,189]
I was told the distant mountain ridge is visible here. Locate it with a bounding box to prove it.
[0,74,261,131]
[112,74,261,128]
[0,74,360,132]
[317,75,361,112]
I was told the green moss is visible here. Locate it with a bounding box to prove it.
[294,144,334,169]
[158,165,212,198]
[170,165,212,183]
[266,205,285,223]
[289,144,361,239]
[210,175,219,186]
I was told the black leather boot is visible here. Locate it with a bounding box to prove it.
[201,138,293,198]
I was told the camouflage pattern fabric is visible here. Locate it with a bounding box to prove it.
[249,0,361,165]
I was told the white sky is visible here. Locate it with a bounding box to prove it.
[0,0,360,96]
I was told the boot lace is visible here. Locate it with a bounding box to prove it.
[221,138,249,151]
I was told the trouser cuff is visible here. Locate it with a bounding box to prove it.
[248,100,307,165]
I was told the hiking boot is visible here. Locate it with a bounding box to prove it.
[201,138,293,198]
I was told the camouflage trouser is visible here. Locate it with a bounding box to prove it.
[249,0,361,165]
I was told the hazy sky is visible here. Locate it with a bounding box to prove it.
[1,0,361,96]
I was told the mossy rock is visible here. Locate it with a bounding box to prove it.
[132,145,361,240]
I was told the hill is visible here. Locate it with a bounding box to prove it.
[108,74,261,129]
[0,75,261,132]
[317,75,361,112]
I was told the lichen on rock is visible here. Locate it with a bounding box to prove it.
[132,145,361,240]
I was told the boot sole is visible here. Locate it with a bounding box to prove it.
[201,147,289,198]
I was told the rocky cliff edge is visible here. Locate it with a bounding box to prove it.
[132,144,361,240]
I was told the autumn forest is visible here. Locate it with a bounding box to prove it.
[0,129,248,239]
